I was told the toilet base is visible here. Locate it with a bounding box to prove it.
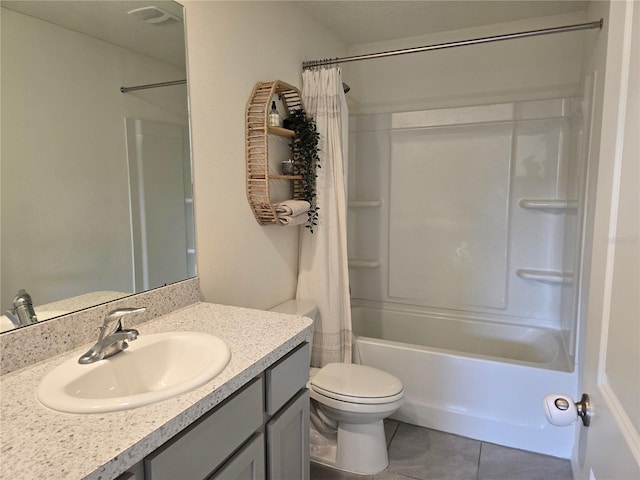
[310,420,389,475]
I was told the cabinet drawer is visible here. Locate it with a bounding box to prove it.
[265,342,309,415]
[145,377,263,480]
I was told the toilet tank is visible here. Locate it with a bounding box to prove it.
[269,299,318,320]
[269,299,317,365]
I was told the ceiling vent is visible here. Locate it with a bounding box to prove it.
[128,6,182,25]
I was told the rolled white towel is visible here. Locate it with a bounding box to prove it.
[275,200,310,217]
[278,213,309,226]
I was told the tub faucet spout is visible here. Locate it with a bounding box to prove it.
[5,289,38,327]
[78,307,145,364]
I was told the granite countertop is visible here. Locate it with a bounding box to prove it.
[0,302,313,480]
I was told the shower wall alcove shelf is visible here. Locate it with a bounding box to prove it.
[246,80,305,225]
[518,198,578,212]
[347,199,383,268]
[516,269,574,284]
[516,198,576,283]
[348,259,382,268]
[348,200,383,208]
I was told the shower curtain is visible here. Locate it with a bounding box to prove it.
[297,67,352,367]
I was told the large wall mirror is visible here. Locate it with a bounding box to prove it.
[1,1,194,332]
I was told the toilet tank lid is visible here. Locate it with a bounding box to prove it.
[269,299,317,318]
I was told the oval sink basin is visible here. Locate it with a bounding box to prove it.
[37,331,231,414]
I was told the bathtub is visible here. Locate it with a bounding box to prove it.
[351,305,578,458]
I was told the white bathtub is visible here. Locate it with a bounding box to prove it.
[351,305,578,458]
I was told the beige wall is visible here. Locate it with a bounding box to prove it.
[344,11,588,114]
[182,3,592,310]
[183,1,346,309]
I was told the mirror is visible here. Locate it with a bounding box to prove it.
[1,1,194,332]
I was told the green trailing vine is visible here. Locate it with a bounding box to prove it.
[283,108,320,232]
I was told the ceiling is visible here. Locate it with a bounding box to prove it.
[1,1,590,66]
[295,1,591,46]
[1,0,186,67]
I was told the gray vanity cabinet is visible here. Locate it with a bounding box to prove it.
[137,342,310,480]
[264,343,311,480]
[266,389,310,480]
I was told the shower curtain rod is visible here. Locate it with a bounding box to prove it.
[120,79,186,93]
[302,19,603,69]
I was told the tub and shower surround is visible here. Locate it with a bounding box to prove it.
[347,97,585,358]
[346,97,588,457]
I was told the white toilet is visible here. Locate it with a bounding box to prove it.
[270,300,404,475]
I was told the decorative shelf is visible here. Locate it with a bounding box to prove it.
[348,200,383,208]
[270,174,303,180]
[246,80,305,225]
[518,199,578,211]
[348,259,382,268]
[268,126,295,137]
[516,269,574,284]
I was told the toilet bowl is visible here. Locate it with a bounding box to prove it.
[309,362,404,474]
[269,300,404,475]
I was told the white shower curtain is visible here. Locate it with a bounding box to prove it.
[297,67,352,367]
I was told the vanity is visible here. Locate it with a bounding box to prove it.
[0,300,313,480]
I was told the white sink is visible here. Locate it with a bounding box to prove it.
[37,331,231,414]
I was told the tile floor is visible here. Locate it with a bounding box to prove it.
[310,420,573,480]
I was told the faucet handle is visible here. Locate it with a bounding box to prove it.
[101,307,146,335]
[12,289,34,307]
[8,289,38,327]
[103,307,146,324]
[78,308,145,364]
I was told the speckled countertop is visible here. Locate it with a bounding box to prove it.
[0,302,313,480]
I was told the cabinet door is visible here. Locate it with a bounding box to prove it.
[266,389,310,480]
[209,433,265,480]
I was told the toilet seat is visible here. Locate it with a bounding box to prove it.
[310,363,404,405]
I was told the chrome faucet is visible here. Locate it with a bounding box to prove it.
[78,307,145,364]
[5,289,38,327]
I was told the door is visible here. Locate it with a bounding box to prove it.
[576,1,640,478]
[125,118,192,291]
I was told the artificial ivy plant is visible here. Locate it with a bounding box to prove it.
[283,108,321,232]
